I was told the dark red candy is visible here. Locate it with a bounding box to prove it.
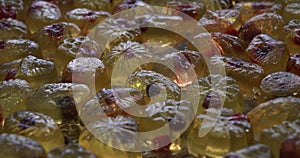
[280,135,300,158]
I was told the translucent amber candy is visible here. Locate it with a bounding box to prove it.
[187,74,246,114]
[64,8,111,35]
[259,119,300,158]
[135,99,193,133]
[287,53,300,76]
[79,115,141,158]
[156,50,209,87]
[0,79,31,122]
[187,108,253,157]
[0,55,59,89]
[224,144,273,158]
[48,143,97,158]
[210,57,264,98]
[134,14,187,49]
[0,133,46,158]
[2,110,65,151]
[26,1,61,34]
[0,39,42,65]
[95,18,141,49]
[55,36,101,76]
[258,72,300,102]
[79,88,143,123]
[27,83,90,123]
[165,0,206,20]
[234,1,282,23]
[239,13,284,42]
[62,57,106,92]
[199,9,242,36]
[0,18,29,40]
[246,34,289,74]
[282,19,300,55]
[32,22,81,60]
[128,70,181,102]
[211,32,249,61]
[101,41,152,87]
[247,97,300,136]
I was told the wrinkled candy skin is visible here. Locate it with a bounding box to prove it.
[246,34,289,74]
[239,13,284,42]
[2,110,65,151]
[259,72,300,102]
[48,143,97,158]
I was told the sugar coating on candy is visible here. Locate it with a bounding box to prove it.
[259,72,300,101]
[80,88,143,122]
[136,99,193,132]
[0,133,46,157]
[259,119,300,158]
[248,96,300,136]
[166,0,206,20]
[0,18,28,40]
[48,143,97,158]
[27,83,90,123]
[2,110,65,151]
[0,39,42,65]
[224,144,273,158]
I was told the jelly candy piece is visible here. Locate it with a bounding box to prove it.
[33,22,81,60]
[239,13,284,42]
[128,70,181,102]
[0,79,31,120]
[188,74,246,114]
[246,34,289,74]
[27,83,90,123]
[64,8,111,35]
[224,144,273,158]
[0,39,42,65]
[0,133,46,158]
[80,88,143,122]
[55,36,101,76]
[199,9,242,35]
[210,56,264,98]
[259,119,300,158]
[2,110,65,151]
[26,1,61,34]
[187,108,253,157]
[259,72,300,102]
[248,96,300,136]
[48,143,97,158]
[62,57,105,91]
[79,115,141,158]
[0,18,28,40]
